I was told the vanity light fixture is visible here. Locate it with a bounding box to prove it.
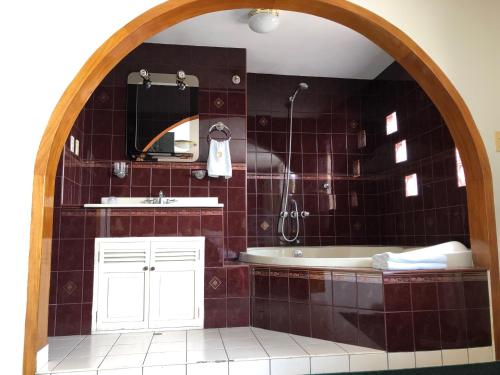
[113,161,128,179]
[248,9,280,33]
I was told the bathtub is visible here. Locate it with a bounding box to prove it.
[239,242,473,269]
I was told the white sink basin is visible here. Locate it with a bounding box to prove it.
[83,197,223,208]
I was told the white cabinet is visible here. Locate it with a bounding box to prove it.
[92,237,204,333]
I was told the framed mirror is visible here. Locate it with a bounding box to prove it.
[126,70,199,162]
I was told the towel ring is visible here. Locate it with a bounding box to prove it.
[207,122,232,142]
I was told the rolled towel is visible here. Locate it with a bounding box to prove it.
[372,260,446,271]
[372,251,447,264]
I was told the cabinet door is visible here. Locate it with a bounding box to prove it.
[94,239,150,331]
[148,237,204,329]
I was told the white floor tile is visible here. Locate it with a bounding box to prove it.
[68,345,112,358]
[251,328,288,338]
[226,346,269,360]
[442,348,469,365]
[223,337,261,348]
[116,333,153,345]
[300,342,346,356]
[311,355,349,374]
[153,331,187,343]
[187,338,224,350]
[350,353,388,371]
[81,335,119,347]
[270,357,310,375]
[49,335,86,344]
[48,347,74,361]
[108,342,151,356]
[468,346,494,363]
[144,352,186,366]
[337,343,383,354]
[187,329,219,339]
[415,350,442,368]
[187,361,228,375]
[99,368,142,375]
[265,345,308,358]
[229,359,270,375]
[187,349,228,363]
[36,359,62,373]
[259,336,296,347]
[99,353,145,369]
[143,364,186,375]
[388,352,416,369]
[149,341,186,353]
[219,327,254,338]
[54,356,105,372]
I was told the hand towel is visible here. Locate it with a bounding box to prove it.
[372,260,446,271]
[207,139,232,179]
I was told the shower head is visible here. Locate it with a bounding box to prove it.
[289,82,309,102]
[298,82,309,90]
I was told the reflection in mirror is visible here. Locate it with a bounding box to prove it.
[126,71,199,162]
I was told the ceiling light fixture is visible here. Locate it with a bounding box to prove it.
[248,9,280,34]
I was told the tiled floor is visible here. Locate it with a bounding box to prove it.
[37,327,494,375]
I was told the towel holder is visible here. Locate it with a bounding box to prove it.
[207,122,232,142]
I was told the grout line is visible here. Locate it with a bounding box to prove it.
[141,331,154,367]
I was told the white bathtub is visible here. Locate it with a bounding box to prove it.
[239,242,473,269]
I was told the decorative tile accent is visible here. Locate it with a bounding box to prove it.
[63,280,77,295]
[213,97,225,109]
[258,117,268,127]
[260,220,270,231]
[209,276,223,290]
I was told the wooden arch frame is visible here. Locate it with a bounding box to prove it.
[24,0,499,373]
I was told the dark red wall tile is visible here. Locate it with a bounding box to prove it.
[270,300,290,333]
[386,312,414,352]
[227,298,250,327]
[311,304,334,341]
[270,269,289,300]
[413,310,441,351]
[252,298,270,329]
[204,298,227,329]
[290,302,311,337]
[332,308,358,345]
[205,267,227,299]
[227,266,249,298]
[440,309,467,349]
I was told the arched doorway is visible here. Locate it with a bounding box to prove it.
[24,0,499,373]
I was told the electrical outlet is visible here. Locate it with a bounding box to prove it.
[70,135,75,153]
[75,139,80,156]
[496,131,500,152]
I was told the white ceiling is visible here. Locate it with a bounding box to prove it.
[148,10,394,80]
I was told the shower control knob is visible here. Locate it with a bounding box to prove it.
[290,211,299,218]
[280,211,289,218]
[300,211,310,218]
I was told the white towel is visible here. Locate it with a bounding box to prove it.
[207,139,232,179]
[372,260,446,271]
[372,251,447,264]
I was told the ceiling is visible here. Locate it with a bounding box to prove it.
[148,10,394,80]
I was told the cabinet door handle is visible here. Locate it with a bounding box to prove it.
[150,266,156,271]
[143,266,149,271]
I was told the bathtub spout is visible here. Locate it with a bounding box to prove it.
[293,249,303,257]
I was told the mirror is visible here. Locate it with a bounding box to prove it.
[126,70,199,162]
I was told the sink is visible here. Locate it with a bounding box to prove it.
[83,197,223,208]
[102,197,178,205]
